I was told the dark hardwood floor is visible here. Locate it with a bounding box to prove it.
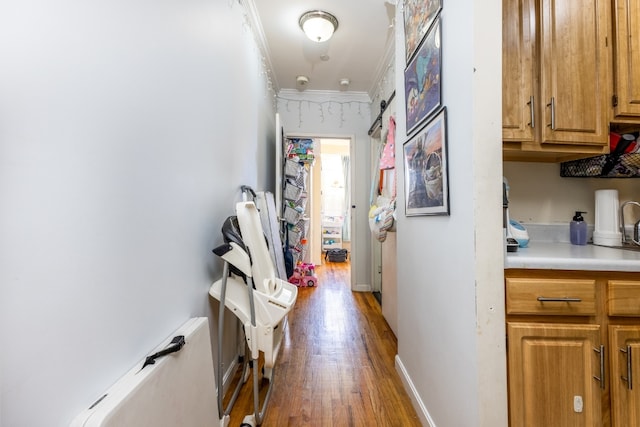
[225,261,421,426]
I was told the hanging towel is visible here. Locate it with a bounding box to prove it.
[379,116,396,170]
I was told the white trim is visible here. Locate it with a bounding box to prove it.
[278,89,371,104]
[395,355,436,427]
[369,37,395,99]
[243,0,280,93]
[221,356,240,397]
[352,283,372,292]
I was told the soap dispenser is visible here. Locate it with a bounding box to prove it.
[570,211,588,245]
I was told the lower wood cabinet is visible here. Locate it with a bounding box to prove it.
[609,326,640,427]
[506,270,640,427]
[507,323,602,426]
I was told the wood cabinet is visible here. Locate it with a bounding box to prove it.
[611,0,640,120]
[502,0,535,144]
[506,277,597,316]
[502,0,610,162]
[609,326,640,427]
[506,270,640,427]
[508,323,602,426]
[608,280,640,427]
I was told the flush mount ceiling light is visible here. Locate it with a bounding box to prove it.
[299,10,338,43]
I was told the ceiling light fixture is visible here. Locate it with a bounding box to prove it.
[299,10,339,43]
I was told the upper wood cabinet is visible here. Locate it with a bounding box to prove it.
[502,0,610,162]
[502,0,535,143]
[611,0,640,120]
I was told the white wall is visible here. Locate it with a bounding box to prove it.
[276,90,372,290]
[505,162,640,225]
[394,0,507,426]
[0,1,276,425]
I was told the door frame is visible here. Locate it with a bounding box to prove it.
[285,132,356,290]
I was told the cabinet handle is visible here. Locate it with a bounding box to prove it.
[621,346,633,390]
[546,97,555,130]
[593,345,605,389]
[536,296,582,302]
[527,96,535,128]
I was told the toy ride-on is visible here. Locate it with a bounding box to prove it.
[288,262,317,287]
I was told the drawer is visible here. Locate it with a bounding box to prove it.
[506,278,596,316]
[608,280,640,316]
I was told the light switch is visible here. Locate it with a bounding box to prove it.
[573,395,583,413]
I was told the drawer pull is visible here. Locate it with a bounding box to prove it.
[593,345,605,389]
[546,97,556,130]
[621,346,633,390]
[527,96,535,128]
[536,297,582,303]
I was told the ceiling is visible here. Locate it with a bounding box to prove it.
[250,0,397,97]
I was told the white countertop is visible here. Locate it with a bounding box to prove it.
[505,242,640,272]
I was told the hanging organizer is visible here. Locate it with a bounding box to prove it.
[281,137,314,266]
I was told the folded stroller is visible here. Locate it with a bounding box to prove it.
[209,195,298,427]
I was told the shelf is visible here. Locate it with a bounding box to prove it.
[322,221,343,250]
[323,244,343,251]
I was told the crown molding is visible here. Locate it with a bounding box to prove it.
[242,0,280,93]
[277,89,371,104]
[368,34,395,100]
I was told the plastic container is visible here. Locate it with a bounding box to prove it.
[593,189,622,247]
[570,211,588,245]
[509,219,530,247]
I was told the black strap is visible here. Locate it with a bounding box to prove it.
[141,335,186,370]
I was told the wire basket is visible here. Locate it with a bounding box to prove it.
[560,153,640,178]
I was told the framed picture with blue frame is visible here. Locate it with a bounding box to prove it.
[404,17,442,135]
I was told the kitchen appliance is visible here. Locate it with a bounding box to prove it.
[593,189,623,247]
[503,177,519,252]
[509,219,530,248]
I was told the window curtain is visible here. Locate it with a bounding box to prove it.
[341,155,351,241]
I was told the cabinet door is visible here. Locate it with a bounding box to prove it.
[612,0,640,117]
[502,0,535,142]
[508,322,602,427]
[539,0,609,146]
[609,326,640,427]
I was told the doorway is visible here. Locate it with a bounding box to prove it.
[310,138,352,282]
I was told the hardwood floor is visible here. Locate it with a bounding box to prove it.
[226,261,421,426]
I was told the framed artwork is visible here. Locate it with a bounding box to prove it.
[403,107,449,216]
[404,18,442,135]
[404,0,442,64]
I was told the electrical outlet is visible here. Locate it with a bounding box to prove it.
[573,395,583,413]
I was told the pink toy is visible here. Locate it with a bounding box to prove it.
[288,263,317,287]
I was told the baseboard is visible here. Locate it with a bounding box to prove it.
[220,356,240,397]
[395,354,436,427]
[353,283,372,292]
